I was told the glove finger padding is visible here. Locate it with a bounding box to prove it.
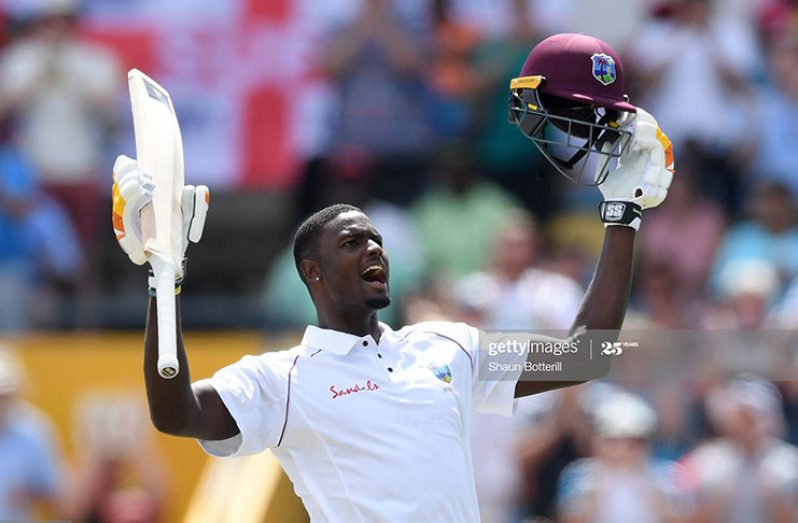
[180,184,210,255]
[599,108,675,211]
[112,155,155,265]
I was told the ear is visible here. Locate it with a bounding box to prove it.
[300,259,322,283]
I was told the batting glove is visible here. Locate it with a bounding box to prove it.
[111,154,210,293]
[597,108,674,230]
[113,155,154,265]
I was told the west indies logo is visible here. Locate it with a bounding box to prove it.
[428,364,452,384]
[591,53,616,86]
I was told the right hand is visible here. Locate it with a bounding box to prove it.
[112,155,210,267]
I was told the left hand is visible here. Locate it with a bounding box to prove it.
[598,107,674,229]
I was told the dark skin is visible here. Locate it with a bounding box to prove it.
[144,212,634,440]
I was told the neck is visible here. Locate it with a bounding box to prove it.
[317,308,382,342]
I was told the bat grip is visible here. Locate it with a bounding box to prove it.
[155,264,179,379]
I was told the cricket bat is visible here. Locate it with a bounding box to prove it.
[128,69,184,379]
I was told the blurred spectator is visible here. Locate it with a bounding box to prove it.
[628,0,762,212]
[556,391,689,523]
[0,346,66,520]
[453,210,583,330]
[469,0,553,217]
[423,0,481,140]
[638,172,726,298]
[757,0,798,42]
[711,259,780,329]
[629,0,761,150]
[456,210,583,522]
[709,182,798,297]
[683,377,798,522]
[445,0,567,39]
[0,145,36,331]
[411,143,523,278]
[750,33,798,199]
[68,391,167,523]
[0,143,81,332]
[471,393,558,523]
[543,213,605,286]
[0,0,121,251]
[515,385,598,521]
[632,258,706,328]
[774,273,798,328]
[322,0,431,205]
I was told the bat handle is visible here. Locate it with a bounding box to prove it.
[155,262,179,379]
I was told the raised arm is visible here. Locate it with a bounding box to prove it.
[113,155,237,440]
[144,297,238,439]
[515,108,674,398]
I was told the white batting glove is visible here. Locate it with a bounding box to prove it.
[113,155,154,265]
[597,107,674,230]
[112,155,210,291]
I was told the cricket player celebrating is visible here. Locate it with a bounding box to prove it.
[111,34,672,522]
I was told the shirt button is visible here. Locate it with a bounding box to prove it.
[362,340,368,347]
[377,354,382,359]
[387,367,393,372]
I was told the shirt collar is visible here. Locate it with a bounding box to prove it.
[301,322,394,355]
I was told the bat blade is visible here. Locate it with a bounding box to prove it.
[128,68,185,276]
[128,68,184,379]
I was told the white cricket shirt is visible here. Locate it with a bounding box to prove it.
[197,321,527,523]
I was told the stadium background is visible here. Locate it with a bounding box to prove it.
[1,0,798,521]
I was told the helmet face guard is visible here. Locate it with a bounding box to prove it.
[508,75,633,186]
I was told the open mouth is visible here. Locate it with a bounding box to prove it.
[361,264,387,286]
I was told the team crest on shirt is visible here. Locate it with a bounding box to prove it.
[591,53,616,86]
[428,364,452,384]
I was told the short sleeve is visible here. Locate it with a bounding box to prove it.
[197,352,296,457]
[470,329,528,417]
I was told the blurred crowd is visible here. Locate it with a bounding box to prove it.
[0,0,798,521]
[0,347,167,522]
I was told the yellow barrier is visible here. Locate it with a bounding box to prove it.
[6,332,307,523]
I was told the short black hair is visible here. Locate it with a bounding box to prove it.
[293,203,363,282]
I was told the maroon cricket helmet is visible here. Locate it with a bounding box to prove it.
[519,33,636,114]
[508,33,637,185]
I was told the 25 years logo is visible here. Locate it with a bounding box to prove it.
[600,340,639,356]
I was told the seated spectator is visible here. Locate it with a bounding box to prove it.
[454,211,583,330]
[683,377,798,523]
[68,391,166,523]
[0,145,37,332]
[0,347,66,520]
[633,257,709,328]
[556,391,690,523]
[709,182,798,297]
[412,143,523,278]
[639,171,726,298]
[0,144,81,332]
